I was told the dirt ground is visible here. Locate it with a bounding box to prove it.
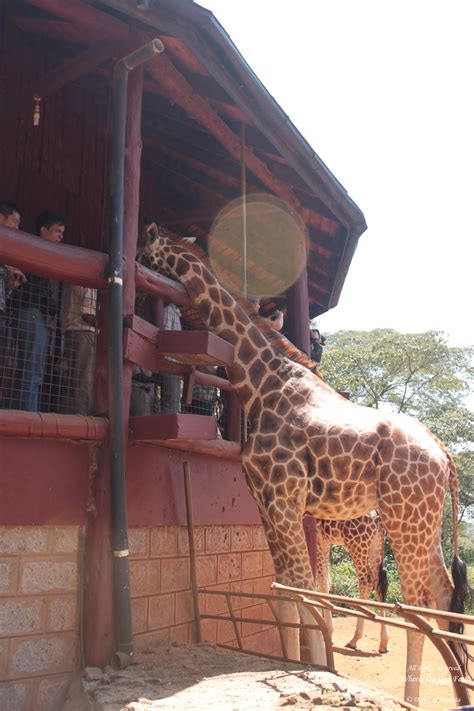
[331,616,458,710]
[64,617,470,711]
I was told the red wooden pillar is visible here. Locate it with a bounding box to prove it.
[83,36,144,666]
[286,268,311,356]
[286,266,315,566]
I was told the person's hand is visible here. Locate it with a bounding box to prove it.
[46,316,56,330]
[6,266,26,289]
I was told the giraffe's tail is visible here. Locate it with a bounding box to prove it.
[446,451,474,678]
[375,518,388,603]
[377,562,388,603]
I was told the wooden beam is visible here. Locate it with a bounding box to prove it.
[143,133,242,191]
[123,320,235,370]
[12,16,100,45]
[0,226,107,287]
[286,270,311,356]
[146,54,305,211]
[135,437,242,462]
[129,413,218,442]
[145,148,232,204]
[34,42,117,100]
[135,263,190,306]
[25,0,124,40]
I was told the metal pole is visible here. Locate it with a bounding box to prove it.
[108,38,164,667]
[183,462,202,643]
[240,123,247,298]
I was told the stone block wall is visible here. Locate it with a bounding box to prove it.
[0,523,280,709]
[129,525,280,656]
[0,526,81,711]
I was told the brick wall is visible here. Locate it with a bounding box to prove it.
[0,526,81,711]
[0,523,280,710]
[129,525,280,656]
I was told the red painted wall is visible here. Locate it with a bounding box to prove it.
[0,437,260,526]
[0,438,91,524]
[126,444,259,527]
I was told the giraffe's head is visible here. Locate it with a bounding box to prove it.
[138,222,199,277]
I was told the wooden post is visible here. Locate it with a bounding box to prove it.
[183,462,202,643]
[226,391,242,443]
[286,268,311,355]
[83,34,144,666]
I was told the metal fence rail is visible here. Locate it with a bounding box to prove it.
[195,582,474,708]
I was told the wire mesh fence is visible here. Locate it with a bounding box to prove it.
[0,272,97,415]
[1,272,236,436]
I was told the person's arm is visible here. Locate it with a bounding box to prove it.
[5,266,26,289]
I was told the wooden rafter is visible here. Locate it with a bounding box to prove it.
[34,42,117,100]
[12,16,99,45]
[145,149,232,204]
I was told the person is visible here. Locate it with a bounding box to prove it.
[9,211,65,411]
[310,326,325,365]
[186,365,219,417]
[248,297,284,331]
[61,283,97,415]
[160,301,182,413]
[0,202,26,406]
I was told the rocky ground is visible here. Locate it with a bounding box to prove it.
[62,616,469,710]
[63,642,407,711]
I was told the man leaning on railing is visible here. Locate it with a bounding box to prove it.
[8,211,65,412]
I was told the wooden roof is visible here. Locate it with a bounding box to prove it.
[6,0,367,317]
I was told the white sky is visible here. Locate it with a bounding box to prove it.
[198,0,473,347]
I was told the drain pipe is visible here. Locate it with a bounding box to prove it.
[107,37,164,668]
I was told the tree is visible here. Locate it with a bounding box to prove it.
[319,329,474,535]
[320,329,473,448]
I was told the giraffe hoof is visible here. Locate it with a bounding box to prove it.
[345,642,357,650]
[378,648,389,654]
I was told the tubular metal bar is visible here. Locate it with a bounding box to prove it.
[108,37,164,662]
[396,609,471,708]
[224,592,243,651]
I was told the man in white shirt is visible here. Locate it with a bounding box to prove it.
[61,284,97,414]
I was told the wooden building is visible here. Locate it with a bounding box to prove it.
[0,1,366,708]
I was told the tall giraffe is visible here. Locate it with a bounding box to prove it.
[311,511,389,653]
[140,227,469,704]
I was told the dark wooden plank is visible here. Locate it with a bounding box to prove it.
[123,321,234,369]
[146,438,242,462]
[129,413,218,441]
[157,331,234,365]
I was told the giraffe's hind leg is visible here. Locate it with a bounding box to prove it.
[381,516,436,705]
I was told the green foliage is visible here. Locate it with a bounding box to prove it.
[329,545,402,605]
[320,329,473,450]
[320,329,474,534]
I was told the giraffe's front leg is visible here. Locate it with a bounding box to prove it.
[259,512,328,667]
[313,533,334,639]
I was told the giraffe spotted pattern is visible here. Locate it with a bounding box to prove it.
[140,225,470,704]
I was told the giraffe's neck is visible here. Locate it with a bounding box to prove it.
[160,243,335,418]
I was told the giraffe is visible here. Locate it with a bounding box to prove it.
[140,226,470,704]
[311,511,389,653]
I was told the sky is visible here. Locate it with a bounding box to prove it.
[198,0,473,347]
